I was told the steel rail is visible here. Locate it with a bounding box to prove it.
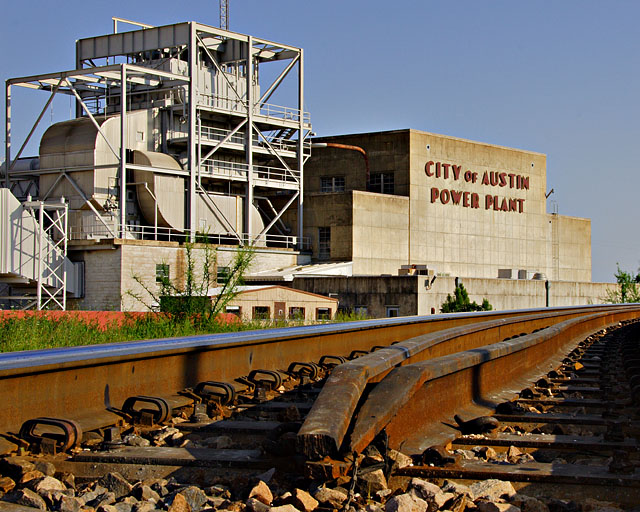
[348,307,640,455]
[1,304,638,440]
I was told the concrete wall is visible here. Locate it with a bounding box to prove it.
[305,131,410,197]
[300,193,353,261]
[555,215,592,282]
[300,129,592,283]
[293,276,419,319]
[68,244,122,311]
[409,130,551,279]
[292,275,615,319]
[69,240,304,311]
[352,191,409,274]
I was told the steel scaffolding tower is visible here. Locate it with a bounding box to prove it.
[4,20,311,249]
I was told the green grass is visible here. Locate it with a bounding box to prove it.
[0,312,370,353]
[0,315,249,353]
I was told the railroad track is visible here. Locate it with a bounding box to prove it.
[2,304,640,511]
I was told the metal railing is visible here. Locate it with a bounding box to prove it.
[197,93,310,125]
[256,101,311,125]
[69,221,309,249]
[200,159,300,184]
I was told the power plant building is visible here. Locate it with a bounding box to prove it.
[0,20,612,315]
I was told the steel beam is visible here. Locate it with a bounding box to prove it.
[297,50,304,249]
[120,65,127,238]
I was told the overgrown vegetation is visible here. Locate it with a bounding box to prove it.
[440,282,493,313]
[0,313,246,353]
[603,264,640,303]
[126,242,254,324]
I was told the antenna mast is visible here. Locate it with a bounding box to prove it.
[220,0,229,30]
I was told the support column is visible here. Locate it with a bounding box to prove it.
[188,23,198,241]
[297,49,304,249]
[5,83,10,189]
[245,36,254,245]
[120,64,127,237]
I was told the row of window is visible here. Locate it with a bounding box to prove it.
[320,172,395,194]
[226,305,332,321]
[156,264,231,285]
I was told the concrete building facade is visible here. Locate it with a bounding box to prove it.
[297,129,591,282]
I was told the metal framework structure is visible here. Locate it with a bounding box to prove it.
[4,20,310,248]
[220,0,229,31]
[1,198,70,310]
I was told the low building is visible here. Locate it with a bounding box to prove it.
[214,285,338,323]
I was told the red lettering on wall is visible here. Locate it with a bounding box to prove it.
[430,187,439,202]
[508,198,517,212]
[482,172,490,185]
[521,176,529,190]
[425,161,434,177]
[499,172,507,187]
[471,193,479,208]
[436,162,441,178]
[442,163,450,179]
[485,195,493,209]
[451,190,462,204]
[440,189,450,204]
[463,191,470,207]
[518,198,525,213]
[464,170,473,182]
[452,165,462,180]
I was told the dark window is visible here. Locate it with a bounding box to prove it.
[217,266,230,284]
[386,306,399,318]
[369,172,395,194]
[289,307,305,320]
[320,176,345,193]
[225,305,241,317]
[156,263,170,284]
[316,308,331,320]
[253,306,270,320]
[318,227,330,260]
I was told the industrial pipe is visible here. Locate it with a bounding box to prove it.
[312,142,370,186]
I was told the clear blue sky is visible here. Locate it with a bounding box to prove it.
[2,1,638,283]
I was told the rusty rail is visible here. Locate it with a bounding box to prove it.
[1,304,639,445]
[296,305,640,458]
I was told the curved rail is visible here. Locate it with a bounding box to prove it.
[297,305,640,459]
[1,304,639,442]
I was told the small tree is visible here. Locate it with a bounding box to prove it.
[126,241,254,321]
[603,264,640,303]
[441,282,493,313]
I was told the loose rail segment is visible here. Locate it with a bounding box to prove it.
[296,305,640,458]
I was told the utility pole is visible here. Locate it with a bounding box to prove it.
[220,0,229,30]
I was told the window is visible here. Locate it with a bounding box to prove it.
[320,176,345,193]
[253,306,270,320]
[386,306,399,318]
[225,305,241,317]
[369,172,395,194]
[217,266,230,284]
[289,307,305,320]
[316,308,331,321]
[156,263,170,284]
[318,227,330,260]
